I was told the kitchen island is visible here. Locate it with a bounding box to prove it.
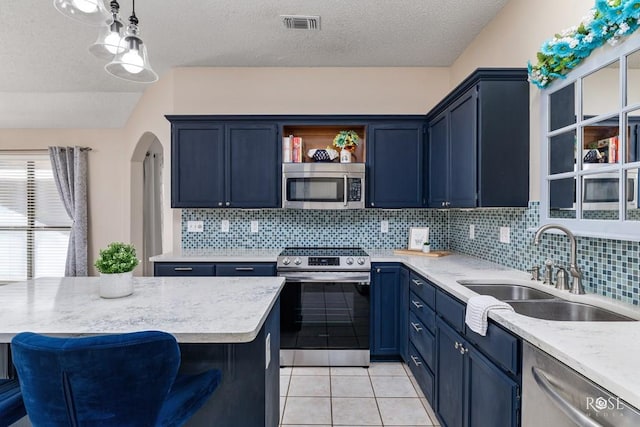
[0,276,284,427]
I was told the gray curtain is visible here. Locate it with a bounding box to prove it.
[49,146,88,276]
[143,149,163,275]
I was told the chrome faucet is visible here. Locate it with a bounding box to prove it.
[533,224,585,294]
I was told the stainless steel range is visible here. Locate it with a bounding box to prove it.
[277,247,371,367]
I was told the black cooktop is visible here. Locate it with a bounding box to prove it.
[279,247,369,258]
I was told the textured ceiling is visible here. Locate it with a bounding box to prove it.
[0,0,508,128]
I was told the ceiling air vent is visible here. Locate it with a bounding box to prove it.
[281,15,321,30]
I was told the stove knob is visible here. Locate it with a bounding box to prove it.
[294,257,302,265]
[282,257,291,265]
[346,257,354,265]
[357,257,365,265]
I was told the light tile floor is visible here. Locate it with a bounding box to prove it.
[279,362,441,426]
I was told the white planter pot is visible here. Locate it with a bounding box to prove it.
[422,245,431,253]
[99,271,134,299]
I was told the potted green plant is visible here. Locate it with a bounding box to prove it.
[422,241,431,253]
[333,130,360,163]
[94,242,139,298]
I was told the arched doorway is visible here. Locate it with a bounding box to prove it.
[131,132,164,276]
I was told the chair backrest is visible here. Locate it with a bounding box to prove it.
[11,331,180,427]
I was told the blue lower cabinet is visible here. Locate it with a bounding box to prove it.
[399,267,410,362]
[154,263,215,276]
[435,315,520,427]
[467,345,520,427]
[407,343,434,404]
[436,318,466,427]
[371,264,402,358]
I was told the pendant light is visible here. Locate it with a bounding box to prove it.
[105,0,158,83]
[89,1,125,59]
[53,0,111,26]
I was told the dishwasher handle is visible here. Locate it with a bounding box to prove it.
[531,367,603,427]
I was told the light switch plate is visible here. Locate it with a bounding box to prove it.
[381,220,389,233]
[221,220,230,233]
[251,220,259,233]
[499,226,510,244]
[469,224,475,240]
[187,221,204,233]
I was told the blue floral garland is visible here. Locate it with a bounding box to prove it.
[528,0,640,89]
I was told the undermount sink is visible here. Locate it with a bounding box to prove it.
[458,282,556,300]
[508,300,635,322]
[457,280,637,322]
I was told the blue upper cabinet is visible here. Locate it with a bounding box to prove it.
[171,122,225,208]
[227,124,280,208]
[426,69,530,208]
[168,117,279,208]
[367,122,425,208]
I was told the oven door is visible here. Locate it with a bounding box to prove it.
[279,271,370,366]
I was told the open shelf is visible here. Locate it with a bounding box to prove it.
[282,124,366,163]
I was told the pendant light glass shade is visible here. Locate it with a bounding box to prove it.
[89,1,125,59]
[53,0,111,26]
[105,21,158,83]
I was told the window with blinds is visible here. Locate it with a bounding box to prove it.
[0,154,71,282]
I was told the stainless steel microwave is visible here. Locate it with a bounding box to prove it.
[282,163,365,209]
[580,164,638,210]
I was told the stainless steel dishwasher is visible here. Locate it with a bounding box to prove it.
[523,341,640,427]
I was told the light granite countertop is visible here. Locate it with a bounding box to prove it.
[0,276,284,344]
[146,247,640,408]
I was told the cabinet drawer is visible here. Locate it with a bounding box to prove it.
[409,312,435,370]
[409,272,436,308]
[216,263,276,276]
[436,290,466,332]
[407,343,435,404]
[465,321,520,376]
[409,291,435,334]
[154,263,215,277]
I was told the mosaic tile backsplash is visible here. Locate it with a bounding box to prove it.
[182,209,449,250]
[449,202,640,306]
[183,202,640,306]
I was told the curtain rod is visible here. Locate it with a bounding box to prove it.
[0,147,93,153]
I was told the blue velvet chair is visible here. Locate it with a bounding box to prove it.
[0,378,26,426]
[11,331,221,427]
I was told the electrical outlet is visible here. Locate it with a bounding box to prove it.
[220,220,230,233]
[251,220,259,233]
[187,221,204,233]
[499,226,510,244]
[381,220,389,233]
[469,224,475,240]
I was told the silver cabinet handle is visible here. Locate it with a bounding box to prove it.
[411,279,422,286]
[411,300,424,309]
[218,202,223,206]
[410,355,422,366]
[376,268,381,273]
[446,201,451,207]
[460,346,468,355]
[173,267,193,272]
[225,202,230,206]
[235,267,254,272]
[441,201,446,207]
[411,322,422,332]
[532,367,603,427]
[343,174,348,207]
[455,341,460,349]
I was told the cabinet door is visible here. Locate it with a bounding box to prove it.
[448,89,478,208]
[154,263,216,276]
[171,123,225,207]
[368,123,424,208]
[467,345,519,427]
[399,267,410,362]
[436,318,465,427]
[215,263,276,276]
[427,113,448,208]
[227,124,279,208]
[371,264,401,357]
